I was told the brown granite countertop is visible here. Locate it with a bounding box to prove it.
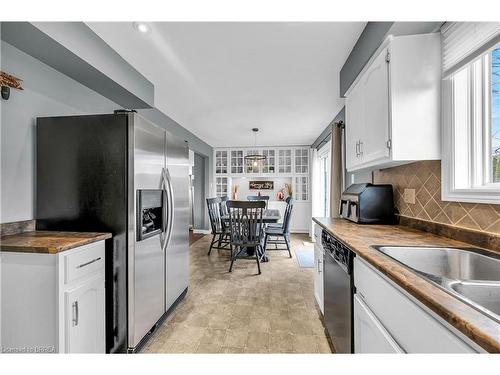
[0,231,112,254]
[313,217,500,353]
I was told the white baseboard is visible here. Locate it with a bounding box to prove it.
[192,229,211,234]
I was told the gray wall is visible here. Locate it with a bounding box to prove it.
[192,153,206,230]
[0,41,120,223]
[1,22,154,109]
[0,40,214,225]
[340,22,393,97]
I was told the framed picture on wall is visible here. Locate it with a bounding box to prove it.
[249,181,274,190]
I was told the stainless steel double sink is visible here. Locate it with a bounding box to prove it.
[372,246,500,323]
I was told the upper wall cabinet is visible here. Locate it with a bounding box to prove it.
[345,33,441,172]
[294,148,310,174]
[215,149,229,174]
[230,150,244,174]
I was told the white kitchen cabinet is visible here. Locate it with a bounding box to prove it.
[277,149,292,174]
[65,276,105,353]
[313,225,324,314]
[354,295,403,353]
[230,149,244,174]
[1,241,106,353]
[354,257,480,353]
[294,148,309,174]
[345,33,441,172]
[215,176,229,198]
[215,149,229,174]
[262,149,276,173]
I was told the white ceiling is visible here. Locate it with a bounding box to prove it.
[88,22,366,147]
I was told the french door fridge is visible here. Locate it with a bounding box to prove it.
[36,111,189,353]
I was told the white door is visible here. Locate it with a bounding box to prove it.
[360,47,391,165]
[345,81,364,170]
[353,294,403,353]
[65,277,105,353]
[313,243,324,314]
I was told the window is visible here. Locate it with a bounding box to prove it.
[317,144,331,217]
[442,23,500,203]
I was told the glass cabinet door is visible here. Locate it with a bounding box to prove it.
[294,148,309,174]
[216,177,229,197]
[215,150,228,174]
[277,149,292,174]
[294,176,309,201]
[262,149,276,173]
[245,149,262,174]
[230,150,244,174]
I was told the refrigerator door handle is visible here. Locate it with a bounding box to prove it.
[164,168,174,248]
[160,168,169,250]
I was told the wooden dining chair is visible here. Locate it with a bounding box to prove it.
[247,195,270,209]
[263,197,294,258]
[206,197,231,255]
[226,200,266,275]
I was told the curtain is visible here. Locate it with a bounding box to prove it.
[330,122,343,218]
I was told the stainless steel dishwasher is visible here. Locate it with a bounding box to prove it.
[322,229,355,353]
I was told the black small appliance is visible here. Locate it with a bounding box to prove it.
[339,183,395,224]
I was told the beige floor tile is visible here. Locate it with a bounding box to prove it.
[248,318,271,333]
[139,234,332,354]
[292,334,319,353]
[269,332,294,353]
[200,328,227,346]
[196,342,223,353]
[247,332,270,350]
[223,328,249,348]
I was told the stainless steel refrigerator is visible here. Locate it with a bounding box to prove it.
[36,111,189,353]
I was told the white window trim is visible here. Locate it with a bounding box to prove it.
[442,48,500,204]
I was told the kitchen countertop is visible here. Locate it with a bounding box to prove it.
[313,217,500,353]
[0,231,112,254]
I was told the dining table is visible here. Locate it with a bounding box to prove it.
[222,208,281,262]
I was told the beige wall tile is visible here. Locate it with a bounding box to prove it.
[374,160,500,235]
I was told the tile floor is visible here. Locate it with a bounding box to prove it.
[141,233,332,353]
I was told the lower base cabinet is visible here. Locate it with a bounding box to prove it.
[1,241,106,353]
[354,257,481,353]
[312,224,324,314]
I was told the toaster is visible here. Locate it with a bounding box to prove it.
[339,183,395,224]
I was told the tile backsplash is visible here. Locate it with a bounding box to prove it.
[373,160,500,235]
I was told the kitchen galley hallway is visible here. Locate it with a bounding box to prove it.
[141,234,332,353]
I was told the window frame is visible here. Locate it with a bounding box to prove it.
[442,45,500,204]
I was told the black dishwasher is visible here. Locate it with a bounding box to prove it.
[322,229,355,353]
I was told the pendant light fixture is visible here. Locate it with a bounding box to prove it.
[244,128,266,166]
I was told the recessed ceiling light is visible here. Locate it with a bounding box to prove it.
[133,22,151,34]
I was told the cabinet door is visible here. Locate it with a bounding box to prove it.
[294,148,309,174]
[293,176,309,201]
[360,47,390,164]
[215,150,228,174]
[277,149,292,174]
[313,244,324,314]
[262,149,276,173]
[354,294,403,353]
[215,177,229,198]
[230,150,244,174]
[65,277,105,353]
[345,81,364,171]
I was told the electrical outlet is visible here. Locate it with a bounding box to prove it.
[403,188,416,204]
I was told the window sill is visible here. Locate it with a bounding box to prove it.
[441,187,500,204]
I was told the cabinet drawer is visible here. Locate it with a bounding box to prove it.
[354,257,476,353]
[64,241,105,284]
[354,294,404,353]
